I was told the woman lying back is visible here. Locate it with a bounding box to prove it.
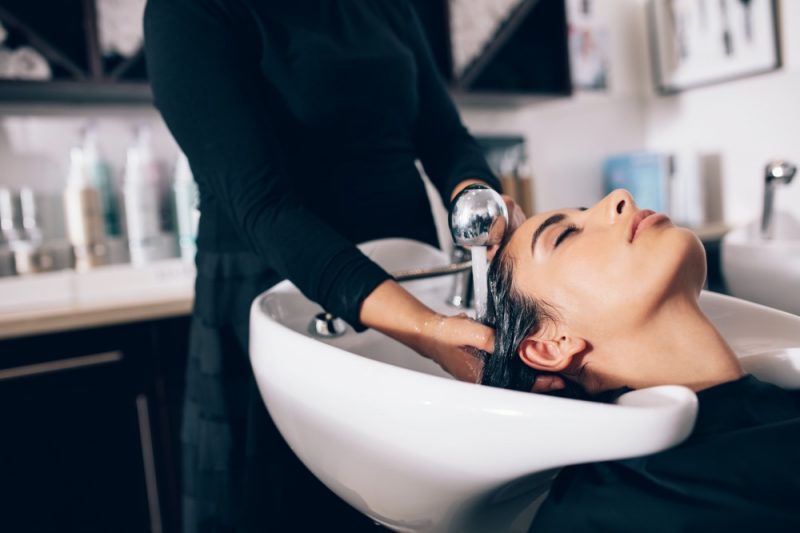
[482,189,800,532]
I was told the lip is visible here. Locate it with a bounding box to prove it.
[630,209,669,242]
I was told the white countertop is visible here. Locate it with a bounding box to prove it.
[0,259,195,340]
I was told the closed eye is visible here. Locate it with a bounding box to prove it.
[554,225,579,247]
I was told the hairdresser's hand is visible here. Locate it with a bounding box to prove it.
[531,375,566,393]
[414,312,494,382]
[487,195,527,261]
[360,280,493,383]
[503,194,527,234]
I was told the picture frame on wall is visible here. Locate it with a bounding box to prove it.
[648,0,781,94]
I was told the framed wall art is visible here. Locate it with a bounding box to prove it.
[648,0,781,94]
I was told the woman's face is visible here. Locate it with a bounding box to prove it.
[504,189,706,340]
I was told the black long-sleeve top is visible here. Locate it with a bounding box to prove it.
[531,375,800,532]
[143,0,499,329]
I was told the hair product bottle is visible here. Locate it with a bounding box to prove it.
[172,152,199,262]
[123,125,163,265]
[63,147,109,271]
[122,125,176,265]
[0,188,18,276]
[82,123,120,237]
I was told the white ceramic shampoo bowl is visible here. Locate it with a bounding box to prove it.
[722,211,800,315]
[250,239,800,532]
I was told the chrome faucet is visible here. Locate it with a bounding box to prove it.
[447,184,509,311]
[449,184,509,248]
[308,184,509,337]
[761,160,797,240]
[446,246,472,308]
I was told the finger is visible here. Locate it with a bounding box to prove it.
[503,198,518,225]
[445,315,495,353]
[486,243,500,261]
[510,206,526,230]
[501,196,526,235]
[531,375,566,393]
[469,323,495,353]
[513,206,527,229]
[458,321,495,353]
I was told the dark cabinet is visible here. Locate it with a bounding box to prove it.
[0,316,190,533]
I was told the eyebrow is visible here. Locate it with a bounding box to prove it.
[531,213,567,257]
[529,208,588,257]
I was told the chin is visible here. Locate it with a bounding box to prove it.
[663,227,706,294]
[635,227,706,305]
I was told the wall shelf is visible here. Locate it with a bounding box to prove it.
[0,80,151,105]
[412,0,572,97]
[0,0,150,105]
[0,0,571,105]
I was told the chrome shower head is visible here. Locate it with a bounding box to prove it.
[448,184,509,248]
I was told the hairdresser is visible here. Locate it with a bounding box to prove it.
[144,1,525,531]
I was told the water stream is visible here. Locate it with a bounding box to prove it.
[471,246,488,322]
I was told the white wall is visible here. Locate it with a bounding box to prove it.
[463,0,800,227]
[461,95,648,212]
[1,0,797,236]
[644,0,800,225]
[461,0,652,213]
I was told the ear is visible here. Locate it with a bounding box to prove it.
[518,333,587,373]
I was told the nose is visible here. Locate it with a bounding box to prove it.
[603,189,636,224]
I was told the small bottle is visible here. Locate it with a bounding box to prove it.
[123,125,175,265]
[11,188,56,275]
[82,123,120,237]
[63,147,109,270]
[172,152,199,262]
[0,188,19,243]
[0,188,18,276]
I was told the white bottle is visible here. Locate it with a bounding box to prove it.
[63,147,109,270]
[173,152,199,262]
[123,125,175,265]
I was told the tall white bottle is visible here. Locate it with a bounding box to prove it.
[123,125,175,265]
[173,152,199,262]
[63,146,109,270]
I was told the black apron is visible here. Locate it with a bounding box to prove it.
[183,250,384,532]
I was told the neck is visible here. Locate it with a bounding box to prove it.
[589,295,745,393]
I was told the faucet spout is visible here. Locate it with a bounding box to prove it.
[446,246,472,309]
[448,184,509,320]
[761,160,796,240]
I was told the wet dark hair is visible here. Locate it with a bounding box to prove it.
[480,240,552,392]
[479,237,630,401]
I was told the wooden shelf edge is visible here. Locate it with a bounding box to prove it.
[0,296,193,340]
